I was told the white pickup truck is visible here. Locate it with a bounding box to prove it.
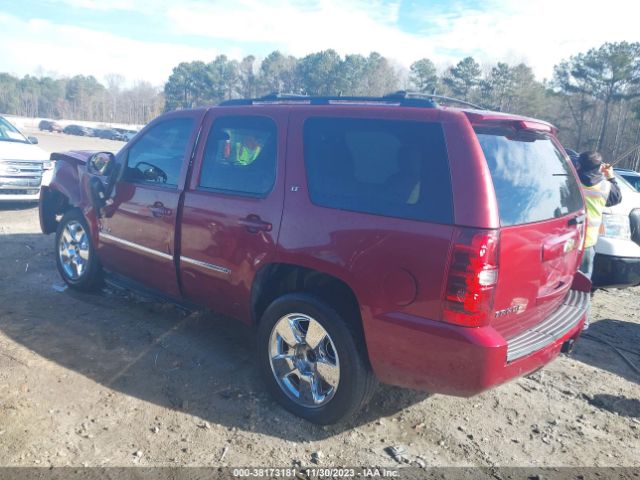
[592,173,640,288]
[0,116,52,202]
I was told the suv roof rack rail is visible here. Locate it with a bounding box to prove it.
[219,92,438,108]
[384,91,484,110]
[219,91,484,110]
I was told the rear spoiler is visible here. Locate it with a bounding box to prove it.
[463,112,558,136]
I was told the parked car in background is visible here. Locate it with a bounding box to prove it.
[0,116,52,202]
[592,172,640,288]
[39,93,591,424]
[94,128,126,141]
[614,167,640,192]
[114,128,138,141]
[39,119,63,133]
[63,124,94,136]
[124,130,137,141]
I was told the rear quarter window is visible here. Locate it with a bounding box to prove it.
[303,117,452,224]
[475,127,583,226]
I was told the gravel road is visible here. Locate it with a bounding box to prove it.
[0,183,638,468]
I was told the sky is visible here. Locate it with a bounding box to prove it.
[0,0,639,87]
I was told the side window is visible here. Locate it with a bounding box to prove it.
[125,117,195,187]
[199,116,277,196]
[303,117,452,224]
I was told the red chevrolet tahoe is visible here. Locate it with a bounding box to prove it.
[39,93,590,424]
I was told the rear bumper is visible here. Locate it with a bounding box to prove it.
[592,253,640,289]
[365,290,588,396]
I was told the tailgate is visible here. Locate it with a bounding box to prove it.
[474,124,586,339]
[494,217,583,338]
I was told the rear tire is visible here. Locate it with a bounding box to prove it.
[55,209,102,292]
[257,293,376,424]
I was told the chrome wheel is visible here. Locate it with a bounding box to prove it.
[58,220,90,280]
[269,313,340,408]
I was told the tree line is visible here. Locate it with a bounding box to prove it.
[0,73,163,125]
[162,43,640,171]
[1,42,639,170]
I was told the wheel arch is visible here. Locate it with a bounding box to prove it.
[40,154,93,234]
[39,186,72,234]
[251,263,367,353]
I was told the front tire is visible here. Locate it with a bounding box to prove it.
[257,293,375,424]
[55,209,102,291]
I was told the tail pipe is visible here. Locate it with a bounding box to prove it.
[561,338,576,354]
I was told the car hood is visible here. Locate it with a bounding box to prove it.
[604,187,640,215]
[49,150,99,165]
[0,141,49,161]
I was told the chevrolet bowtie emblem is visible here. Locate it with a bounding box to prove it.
[564,238,576,254]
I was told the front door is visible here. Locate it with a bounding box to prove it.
[179,110,286,322]
[97,111,204,297]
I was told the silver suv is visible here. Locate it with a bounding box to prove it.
[0,116,52,202]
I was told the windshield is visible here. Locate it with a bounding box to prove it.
[615,173,639,193]
[0,117,29,143]
[617,172,640,192]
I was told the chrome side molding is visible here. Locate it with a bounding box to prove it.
[98,232,173,260]
[180,256,231,275]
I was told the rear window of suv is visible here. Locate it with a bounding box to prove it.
[475,126,583,226]
[303,117,452,224]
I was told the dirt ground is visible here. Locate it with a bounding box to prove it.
[0,201,639,469]
[0,205,640,466]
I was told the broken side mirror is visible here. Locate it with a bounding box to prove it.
[87,152,118,218]
[87,151,116,177]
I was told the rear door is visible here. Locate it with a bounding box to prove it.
[98,110,204,297]
[474,125,586,339]
[178,109,286,323]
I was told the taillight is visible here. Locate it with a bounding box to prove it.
[443,228,499,327]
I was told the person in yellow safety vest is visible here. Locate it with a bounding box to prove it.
[577,151,622,280]
[235,135,261,166]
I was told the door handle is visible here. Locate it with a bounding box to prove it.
[148,201,172,218]
[568,214,586,226]
[238,214,272,233]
